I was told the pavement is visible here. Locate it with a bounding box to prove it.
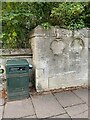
[0,88,89,119]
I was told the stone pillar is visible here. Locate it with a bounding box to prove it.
[30,26,88,92]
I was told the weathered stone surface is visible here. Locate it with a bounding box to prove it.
[30,25,56,38]
[36,79,48,92]
[0,106,3,120]
[23,115,37,118]
[31,94,65,118]
[50,39,65,55]
[48,74,66,89]
[36,69,44,79]
[88,90,90,107]
[74,28,89,38]
[0,49,32,68]
[73,88,88,104]
[89,106,90,119]
[0,98,4,106]
[55,27,72,38]
[3,98,35,118]
[51,113,70,118]
[0,49,32,56]
[54,91,84,107]
[30,26,88,91]
[65,104,88,118]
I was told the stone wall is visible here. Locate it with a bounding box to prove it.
[30,26,88,92]
[0,49,33,91]
[0,49,32,68]
[0,49,32,65]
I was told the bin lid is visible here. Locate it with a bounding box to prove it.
[6,59,29,66]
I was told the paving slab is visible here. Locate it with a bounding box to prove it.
[51,113,71,118]
[88,89,90,107]
[0,106,4,120]
[31,94,66,118]
[88,107,90,119]
[23,114,37,118]
[3,98,35,118]
[73,88,88,104]
[65,103,88,118]
[54,91,84,108]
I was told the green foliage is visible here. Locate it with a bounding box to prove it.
[50,3,86,30]
[2,2,34,48]
[2,2,58,48]
[1,2,90,48]
[41,22,51,29]
[83,2,90,28]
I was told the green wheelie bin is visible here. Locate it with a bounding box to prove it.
[6,59,29,101]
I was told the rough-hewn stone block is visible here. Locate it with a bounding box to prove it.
[30,26,88,92]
